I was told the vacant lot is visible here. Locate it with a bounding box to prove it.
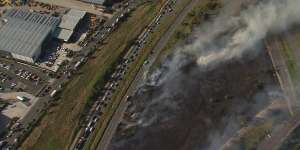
[20,1,167,150]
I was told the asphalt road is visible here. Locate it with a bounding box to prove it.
[3,1,130,148]
[96,0,200,150]
[257,38,300,150]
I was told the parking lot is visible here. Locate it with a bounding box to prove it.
[0,0,118,149]
[38,41,74,72]
[37,12,93,72]
[0,0,172,149]
[0,59,49,96]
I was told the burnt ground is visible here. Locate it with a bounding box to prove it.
[109,47,279,150]
[279,125,300,150]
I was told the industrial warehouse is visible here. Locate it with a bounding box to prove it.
[54,9,86,42]
[0,9,60,63]
[0,8,86,63]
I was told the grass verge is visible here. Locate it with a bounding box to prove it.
[20,1,166,150]
[238,120,274,150]
[83,0,197,149]
[279,38,300,96]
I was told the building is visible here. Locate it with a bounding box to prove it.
[0,9,60,63]
[80,0,105,5]
[54,9,86,42]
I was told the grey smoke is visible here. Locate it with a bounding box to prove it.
[158,0,300,78]
[191,0,300,67]
[207,87,285,150]
[111,0,300,149]
[139,0,300,128]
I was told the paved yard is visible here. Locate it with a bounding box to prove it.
[35,0,112,17]
[0,92,39,119]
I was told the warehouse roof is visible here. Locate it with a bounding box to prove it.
[53,28,73,42]
[4,9,59,26]
[0,9,60,58]
[67,9,86,19]
[80,0,105,5]
[55,9,86,42]
[59,15,79,30]
[58,9,86,31]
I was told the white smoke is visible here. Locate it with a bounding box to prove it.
[155,0,300,88]
[140,0,300,128]
[111,0,300,149]
[181,0,300,68]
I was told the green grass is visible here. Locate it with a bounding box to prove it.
[45,138,63,150]
[85,0,220,148]
[20,1,167,150]
[83,0,197,149]
[240,121,273,150]
[279,38,300,96]
[281,39,297,74]
[20,0,223,149]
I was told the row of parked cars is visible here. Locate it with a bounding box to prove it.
[0,72,12,83]
[74,0,177,149]
[0,63,11,70]
[0,61,42,83]
[15,69,40,82]
[0,62,42,92]
[44,46,68,67]
[0,71,16,91]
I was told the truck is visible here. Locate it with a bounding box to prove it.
[16,96,27,101]
[50,90,58,97]
[74,61,82,70]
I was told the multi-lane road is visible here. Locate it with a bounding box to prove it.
[2,2,136,149]
[96,0,201,150]
[71,0,179,149]
[258,38,300,150]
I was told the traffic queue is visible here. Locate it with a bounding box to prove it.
[74,0,177,149]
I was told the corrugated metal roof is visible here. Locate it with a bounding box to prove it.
[80,0,105,5]
[59,15,79,30]
[58,9,86,31]
[67,9,86,19]
[4,9,59,26]
[55,9,86,41]
[0,9,60,58]
[53,28,73,42]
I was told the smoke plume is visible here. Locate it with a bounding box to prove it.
[143,0,300,121]
[111,0,300,149]
[145,0,300,132]
[189,0,300,68]
[139,0,300,133]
